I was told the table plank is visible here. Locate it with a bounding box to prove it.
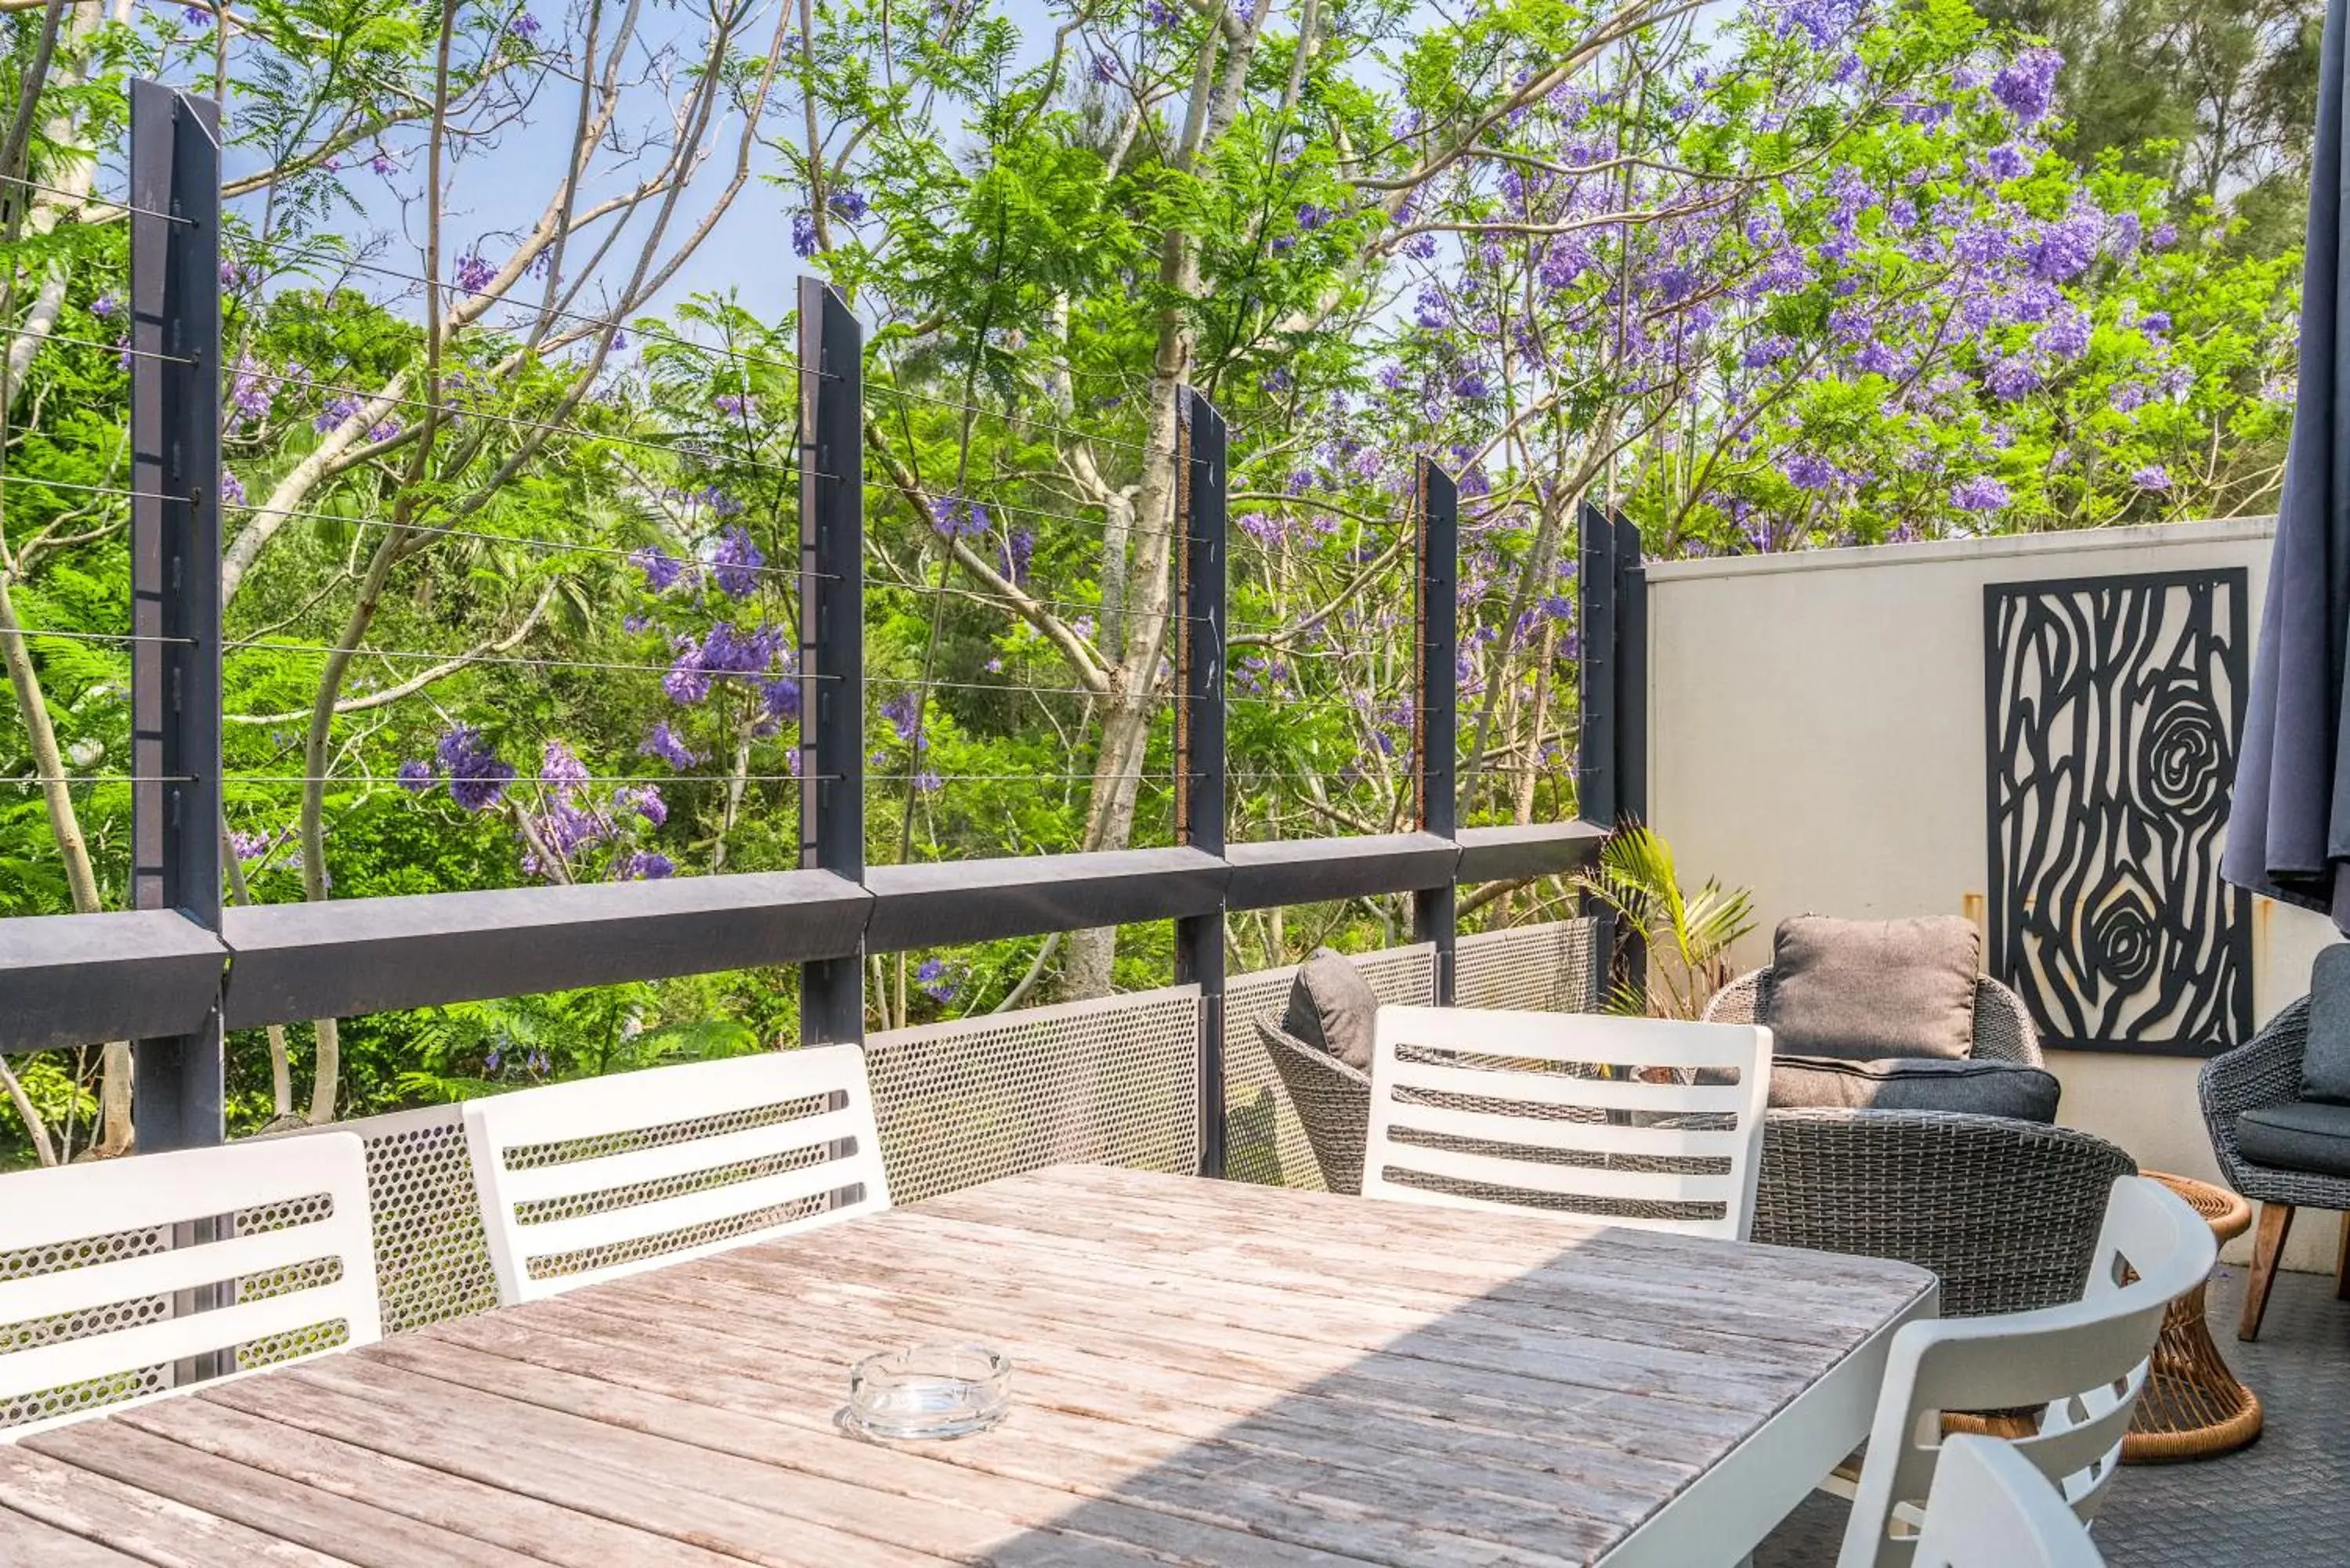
[0,1506,146,1568]
[10,1165,1935,1568]
[0,1447,352,1567]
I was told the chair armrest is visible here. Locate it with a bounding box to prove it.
[1705,968,1766,1027]
[1970,977,2044,1067]
[2199,998,2312,1190]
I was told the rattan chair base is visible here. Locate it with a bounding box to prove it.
[2122,1171,2265,1463]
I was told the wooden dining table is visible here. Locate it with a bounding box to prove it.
[0,1163,1938,1568]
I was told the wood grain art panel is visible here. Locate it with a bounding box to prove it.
[1986,569,2251,1055]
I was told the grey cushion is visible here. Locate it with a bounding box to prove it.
[1766,915,1983,1062]
[1282,948,1379,1073]
[1769,1056,2062,1122]
[2236,1100,2350,1180]
[2300,945,2350,1104]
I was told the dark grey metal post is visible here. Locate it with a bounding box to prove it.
[1174,390,1227,1177]
[128,81,224,1152]
[1412,460,1459,1003]
[1575,498,1618,831]
[1613,512,1648,826]
[797,279,864,1042]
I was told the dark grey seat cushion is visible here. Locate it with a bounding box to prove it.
[2300,944,2350,1104]
[2236,1100,2350,1180]
[1282,948,1379,1073]
[1765,915,1983,1062]
[1769,1056,2062,1122]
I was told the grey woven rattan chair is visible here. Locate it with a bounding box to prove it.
[1755,1110,2136,1317]
[1705,966,2044,1066]
[1708,968,2128,1317]
[2197,996,2350,1339]
[1258,1019,1370,1195]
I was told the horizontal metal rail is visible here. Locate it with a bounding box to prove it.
[0,821,1603,1050]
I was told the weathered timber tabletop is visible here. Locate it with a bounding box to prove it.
[0,1163,1936,1567]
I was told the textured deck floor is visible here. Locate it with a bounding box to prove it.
[1757,1262,2350,1566]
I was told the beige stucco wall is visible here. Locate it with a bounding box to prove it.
[1647,517,2342,1270]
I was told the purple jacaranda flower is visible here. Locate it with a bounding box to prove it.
[436,725,515,811]
[714,392,754,418]
[1452,371,1491,401]
[828,189,869,222]
[1985,143,2033,181]
[370,154,396,177]
[699,620,785,675]
[367,420,401,445]
[1143,0,1177,25]
[398,759,435,793]
[639,721,700,768]
[1295,203,1329,232]
[89,294,117,319]
[485,1046,502,1074]
[1090,53,1116,83]
[2150,221,2179,250]
[663,641,712,705]
[314,395,361,434]
[219,468,246,507]
[613,851,675,880]
[1412,287,1452,331]
[1950,475,2012,511]
[229,352,273,425]
[791,213,817,257]
[453,252,497,294]
[1741,335,1795,370]
[1985,356,2041,400]
[762,675,803,723]
[2027,212,2102,282]
[880,692,920,743]
[913,769,942,794]
[1992,48,2063,125]
[229,829,273,862]
[631,546,689,592]
[508,10,540,40]
[914,957,959,1002]
[1000,526,1033,583]
[2131,464,2172,491]
[1781,452,1840,492]
[541,742,590,795]
[2037,311,2092,360]
[928,496,989,538]
[181,5,212,25]
[710,525,764,598]
[2139,311,2171,338]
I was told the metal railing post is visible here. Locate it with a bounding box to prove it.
[128,81,224,1152]
[1613,511,1647,827]
[1412,460,1459,1003]
[797,279,865,1042]
[1174,389,1227,1177]
[1575,497,1618,833]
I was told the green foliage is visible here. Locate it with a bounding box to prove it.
[1573,826,1756,1021]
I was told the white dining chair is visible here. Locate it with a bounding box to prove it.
[1909,1435,2107,1568]
[0,1133,381,1440]
[1836,1174,2214,1568]
[464,1044,892,1304]
[1363,1005,1773,1240]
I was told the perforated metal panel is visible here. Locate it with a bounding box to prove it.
[1224,944,1437,1190]
[864,985,1201,1206]
[1455,918,1607,1014]
[280,1103,500,1335]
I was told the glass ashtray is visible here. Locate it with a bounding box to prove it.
[844,1342,1011,1440]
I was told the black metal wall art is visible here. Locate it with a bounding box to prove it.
[1984,569,2251,1057]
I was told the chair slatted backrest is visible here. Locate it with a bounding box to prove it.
[1,1133,381,1440]
[464,1046,891,1304]
[1364,1006,1773,1241]
[1911,1436,2106,1568]
[1838,1176,2215,1568]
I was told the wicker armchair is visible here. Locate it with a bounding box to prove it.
[2197,996,2350,1339]
[1706,966,2128,1317]
[1752,1109,2135,1317]
[1258,1020,1370,1196]
[1705,966,2044,1066]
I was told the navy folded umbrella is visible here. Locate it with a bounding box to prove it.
[2227,0,2350,933]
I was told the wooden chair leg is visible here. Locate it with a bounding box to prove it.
[2240,1202,2294,1342]
[2336,1212,2349,1303]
